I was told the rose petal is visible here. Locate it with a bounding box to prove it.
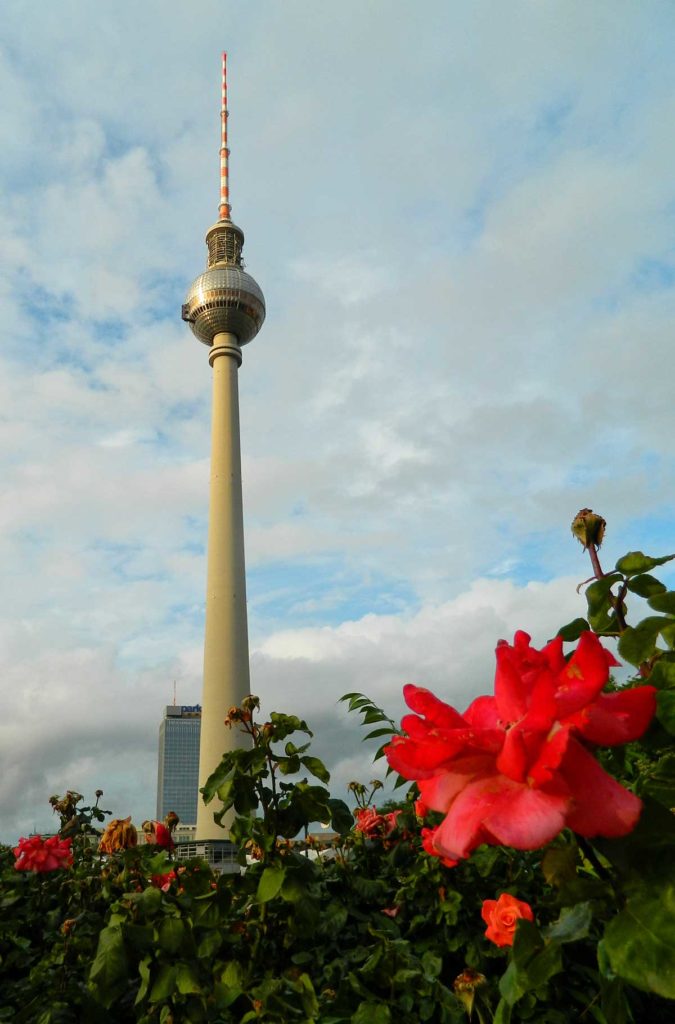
[560,738,643,837]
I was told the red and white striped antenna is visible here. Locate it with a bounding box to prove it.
[219,51,231,221]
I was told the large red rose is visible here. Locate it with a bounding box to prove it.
[14,835,73,872]
[385,631,656,861]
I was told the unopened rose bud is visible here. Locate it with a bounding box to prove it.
[95,789,103,799]
[571,508,606,550]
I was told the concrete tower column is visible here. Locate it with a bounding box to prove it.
[182,53,266,847]
[195,333,250,840]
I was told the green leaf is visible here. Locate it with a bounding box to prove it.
[201,756,235,804]
[270,711,311,740]
[216,779,235,808]
[149,963,176,1002]
[593,797,675,883]
[557,618,590,642]
[650,660,675,690]
[352,1003,391,1024]
[602,884,675,998]
[135,957,151,1006]
[545,902,592,943]
[585,574,623,631]
[256,864,286,903]
[493,999,512,1024]
[157,917,185,955]
[328,798,354,835]
[615,551,675,576]
[541,845,578,887]
[662,622,675,649]
[421,950,442,980]
[648,591,675,615]
[175,962,202,996]
[221,960,244,988]
[640,752,675,808]
[363,727,396,741]
[656,691,675,736]
[626,574,667,598]
[618,617,671,666]
[500,920,563,1006]
[88,924,128,1009]
[137,884,162,919]
[300,755,330,784]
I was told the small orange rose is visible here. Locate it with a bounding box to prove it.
[481,892,534,948]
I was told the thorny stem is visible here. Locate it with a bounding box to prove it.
[587,542,604,581]
[587,543,628,632]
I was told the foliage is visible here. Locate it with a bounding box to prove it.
[0,516,674,1021]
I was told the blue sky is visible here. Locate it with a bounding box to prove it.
[0,0,673,842]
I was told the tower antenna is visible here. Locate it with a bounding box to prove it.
[173,680,177,707]
[219,51,231,221]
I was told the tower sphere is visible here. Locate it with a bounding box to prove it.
[182,220,266,347]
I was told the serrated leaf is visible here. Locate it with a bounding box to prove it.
[328,797,354,835]
[256,864,285,903]
[603,884,675,998]
[300,755,330,784]
[541,845,578,887]
[175,962,202,995]
[647,591,675,615]
[545,902,592,943]
[618,617,671,667]
[557,618,590,641]
[615,551,675,576]
[134,958,151,1006]
[88,924,128,1009]
[627,574,667,598]
[656,691,675,736]
[149,963,176,1002]
[157,917,184,955]
[650,661,675,690]
[352,1002,391,1024]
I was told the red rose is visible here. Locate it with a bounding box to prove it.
[142,820,175,850]
[385,631,656,862]
[14,835,73,872]
[151,870,177,891]
[481,892,534,947]
[354,807,387,838]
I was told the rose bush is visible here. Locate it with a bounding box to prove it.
[0,524,673,1022]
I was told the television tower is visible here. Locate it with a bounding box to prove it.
[181,53,265,841]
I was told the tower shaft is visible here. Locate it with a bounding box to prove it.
[195,333,250,841]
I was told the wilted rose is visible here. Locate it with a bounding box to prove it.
[98,816,138,854]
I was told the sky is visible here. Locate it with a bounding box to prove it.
[1,0,674,843]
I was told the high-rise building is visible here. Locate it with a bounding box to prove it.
[156,704,202,827]
[181,52,265,841]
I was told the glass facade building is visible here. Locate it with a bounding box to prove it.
[156,705,202,825]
